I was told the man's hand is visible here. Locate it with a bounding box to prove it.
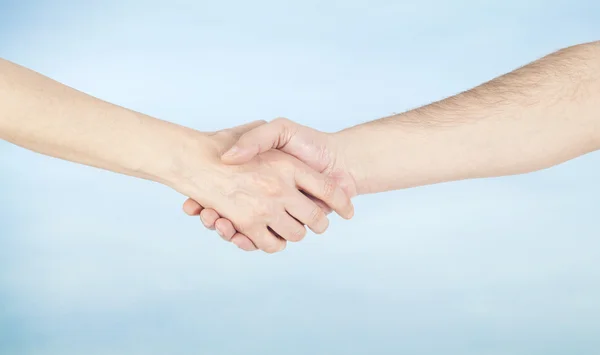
[180,119,355,252]
[189,41,600,247]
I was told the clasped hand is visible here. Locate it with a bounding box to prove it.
[174,120,354,253]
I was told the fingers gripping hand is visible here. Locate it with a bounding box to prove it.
[181,150,352,253]
[184,197,257,250]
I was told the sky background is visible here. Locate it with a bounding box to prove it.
[1,0,600,354]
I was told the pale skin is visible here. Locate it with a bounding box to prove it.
[189,41,600,249]
[0,59,355,253]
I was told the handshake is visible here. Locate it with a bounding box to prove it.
[179,118,359,253]
[3,41,598,251]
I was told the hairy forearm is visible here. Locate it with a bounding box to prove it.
[0,58,216,187]
[337,41,600,194]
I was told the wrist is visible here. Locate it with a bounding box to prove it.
[143,123,225,191]
[332,113,466,195]
[330,127,373,196]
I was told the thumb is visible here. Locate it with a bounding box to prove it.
[221,117,294,164]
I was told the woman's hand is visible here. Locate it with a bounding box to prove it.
[182,118,358,250]
[0,58,351,253]
[174,122,354,253]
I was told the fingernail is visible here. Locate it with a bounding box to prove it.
[347,206,355,219]
[222,146,240,158]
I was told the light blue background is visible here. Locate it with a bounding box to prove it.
[1,1,599,354]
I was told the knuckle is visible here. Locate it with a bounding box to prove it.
[254,173,285,197]
[250,201,273,219]
[289,226,306,242]
[317,145,329,165]
[265,183,284,197]
[255,206,270,218]
[272,117,290,125]
[259,204,278,219]
[309,206,325,224]
[322,177,337,199]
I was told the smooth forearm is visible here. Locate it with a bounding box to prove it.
[0,58,217,187]
[337,41,600,194]
[0,60,351,253]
